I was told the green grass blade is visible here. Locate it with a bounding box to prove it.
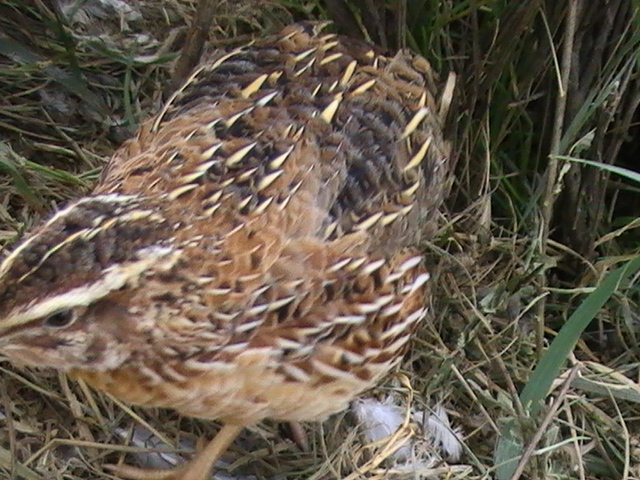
[494,255,640,479]
[0,142,45,211]
[556,155,640,184]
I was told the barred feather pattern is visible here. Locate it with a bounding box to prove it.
[0,23,449,426]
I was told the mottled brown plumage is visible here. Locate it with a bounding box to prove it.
[0,23,450,480]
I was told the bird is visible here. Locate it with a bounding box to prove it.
[0,22,450,480]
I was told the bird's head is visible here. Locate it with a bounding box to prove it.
[0,194,179,371]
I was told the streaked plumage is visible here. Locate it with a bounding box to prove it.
[0,23,450,480]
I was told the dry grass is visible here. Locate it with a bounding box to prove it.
[1,1,640,479]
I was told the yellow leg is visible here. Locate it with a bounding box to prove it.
[284,421,309,452]
[106,424,245,480]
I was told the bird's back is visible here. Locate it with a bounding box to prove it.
[97,22,449,254]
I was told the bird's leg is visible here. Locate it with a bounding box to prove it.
[282,421,310,452]
[106,423,245,480]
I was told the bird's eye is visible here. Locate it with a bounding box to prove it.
[42,309,76,328]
